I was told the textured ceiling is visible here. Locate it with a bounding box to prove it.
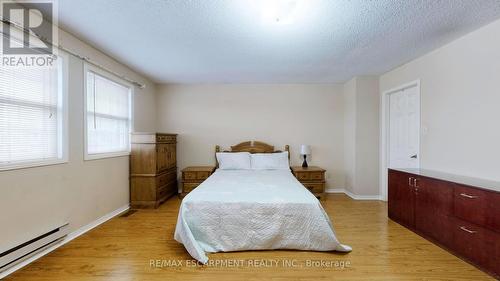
[54,0,500,83]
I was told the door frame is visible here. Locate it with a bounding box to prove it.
[379,80,421,201]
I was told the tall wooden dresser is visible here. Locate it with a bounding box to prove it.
[130,133,177,208]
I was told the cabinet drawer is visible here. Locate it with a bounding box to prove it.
[197,171,210,180]
[454,185,489,227]
[451,217,500,276]
[303,183,324,194]
[183,183,199,193]
[295,172,310,180]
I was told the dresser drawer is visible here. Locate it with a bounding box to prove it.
[183,171,210,181]
[157,184,166,198]
[295,172,310,181]
[453,185,500,232]
[157,182,176,198]
[197,171,210,180]
[303,183,325,194]
[156,134,176,143]
[183,171,197,181]
[157,170,176,187]
[310,172,324,181]
[183,183,199,193]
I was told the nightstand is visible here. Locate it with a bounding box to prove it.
[291,166,326,199]
[181,166,216,197]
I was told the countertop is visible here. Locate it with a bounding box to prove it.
[390,168,500,193]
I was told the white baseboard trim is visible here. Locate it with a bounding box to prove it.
[0,204,129,279]
[325,188,346,194]
[325,188,382,200]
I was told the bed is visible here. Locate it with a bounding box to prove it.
[174,141,351,263]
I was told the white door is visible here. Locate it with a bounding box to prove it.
[389,85,420,169]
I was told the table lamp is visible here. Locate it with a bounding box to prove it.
[300,145,311,168]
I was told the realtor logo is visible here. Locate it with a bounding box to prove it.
[1,1,54,55]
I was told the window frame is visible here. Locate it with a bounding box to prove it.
[83,63,134,161]
[0,52,69,171]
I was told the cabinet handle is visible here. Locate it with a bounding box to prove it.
[459,226,477,234]
[408,177,414,187]
[413,178,418,187]
[460,193,478,199]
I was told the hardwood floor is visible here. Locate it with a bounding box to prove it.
[5,194,494,281]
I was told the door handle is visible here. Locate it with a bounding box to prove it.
[410,154,418,159]
[408,177,414,187]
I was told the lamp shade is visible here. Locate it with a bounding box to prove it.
[300,145,311,155]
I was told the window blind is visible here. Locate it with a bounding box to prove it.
[0,64,64,168]
[86,71,131,156]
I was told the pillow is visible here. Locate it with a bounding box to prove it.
[216,152,252,170]
[250,152,290,170]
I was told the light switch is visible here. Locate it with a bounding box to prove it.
[422,125,429,136]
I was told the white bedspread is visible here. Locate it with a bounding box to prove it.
[174,169,351,263]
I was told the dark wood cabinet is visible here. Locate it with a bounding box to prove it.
[388,169,500,279]
[414,177,454,248]
[388,170,415,228]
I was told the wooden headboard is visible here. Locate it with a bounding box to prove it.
[215,141,290,167]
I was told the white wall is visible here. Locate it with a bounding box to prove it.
[0,27,157,252]
[156,84,346,189]
[380,18,500,182]
[355,77,380,196]
[343,77,380,196]
[343,79,356,193]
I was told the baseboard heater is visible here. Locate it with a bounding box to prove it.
[0,223,69,272]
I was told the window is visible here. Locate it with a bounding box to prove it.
[0,55,68,170]
[84,65,132,160]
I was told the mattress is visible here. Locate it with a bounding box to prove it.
[174,169,351,263]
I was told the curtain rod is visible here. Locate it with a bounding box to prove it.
[0,19,146,89]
